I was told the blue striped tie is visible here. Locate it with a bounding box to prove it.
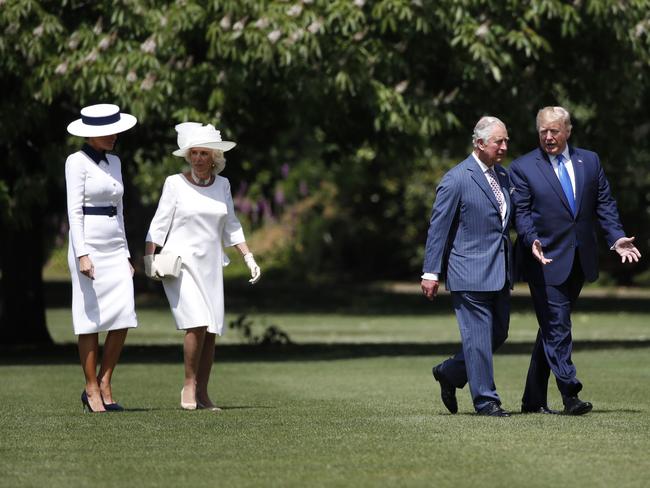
[557,154,575,215]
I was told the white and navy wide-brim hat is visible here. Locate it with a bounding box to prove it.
[172,122,236,157]
[67,104,137,137]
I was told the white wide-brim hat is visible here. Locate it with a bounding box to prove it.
[67,104,137,137]
[172,122,236,157]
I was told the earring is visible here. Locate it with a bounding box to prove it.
[211,163,216,168]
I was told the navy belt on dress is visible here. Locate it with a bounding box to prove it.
[82,206,117,216]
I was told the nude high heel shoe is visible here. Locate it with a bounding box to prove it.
[180,387,197,410]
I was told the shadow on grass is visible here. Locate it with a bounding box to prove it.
[45,279,650,315]
[448,410,643,416]
[589,409,644,414]
[115,406,273,412]
[82,406,275,413]
[31,280,650,366]
[220,405,275,410]
[2,339,649,365]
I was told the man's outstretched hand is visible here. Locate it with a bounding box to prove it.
[613,236,642,263]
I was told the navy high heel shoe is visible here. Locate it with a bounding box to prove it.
[81,391,105,413]
[102,401,124,412]
[81,390,94,413]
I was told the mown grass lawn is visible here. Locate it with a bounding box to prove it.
[45,308,650,345]
[5,283,648,487]
[1,349,648,488]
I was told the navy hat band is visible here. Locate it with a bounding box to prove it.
[81,112,121,126]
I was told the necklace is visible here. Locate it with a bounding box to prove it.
[190,170,212,186]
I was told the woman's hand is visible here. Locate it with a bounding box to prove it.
[79,255,95,280]
[143,254,161,281]
[129,260,135,277]
[243,253,261,284]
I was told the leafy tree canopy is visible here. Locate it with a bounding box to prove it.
[2,0,650,297]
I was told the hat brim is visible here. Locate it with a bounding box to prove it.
[67,113,137,137]
[172,140,237,157]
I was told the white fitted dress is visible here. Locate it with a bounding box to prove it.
[65,150,138,335]
[146,174,245,335]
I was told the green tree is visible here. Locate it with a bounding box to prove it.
[2,0,650,344]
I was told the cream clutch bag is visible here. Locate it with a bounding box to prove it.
[153,253,182,279]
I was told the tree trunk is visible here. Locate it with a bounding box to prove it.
[0,215,53,345]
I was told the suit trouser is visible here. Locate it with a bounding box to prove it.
[522,253,585,407]
[438,286,510,411]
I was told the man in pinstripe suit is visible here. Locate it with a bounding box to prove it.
[421,116,513,417]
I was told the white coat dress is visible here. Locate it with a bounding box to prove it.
[146,174,245,335]
[65,148,138,335]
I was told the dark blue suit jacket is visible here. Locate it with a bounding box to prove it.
[422,156,513,291]
[510,146,625,286]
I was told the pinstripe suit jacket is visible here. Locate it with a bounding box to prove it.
[422,155,513,291]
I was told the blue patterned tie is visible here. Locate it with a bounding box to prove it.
[556,154,575,215]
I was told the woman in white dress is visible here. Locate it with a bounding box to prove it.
[65,104,138,413]
[144,122,261,411]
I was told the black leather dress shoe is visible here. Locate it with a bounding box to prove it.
[477,402,510,417]
[521,405,560,415]
[432,365,458,414]
[563,396,593,416]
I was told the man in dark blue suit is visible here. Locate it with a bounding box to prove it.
[510,106,641,415]
[422,116,513,417]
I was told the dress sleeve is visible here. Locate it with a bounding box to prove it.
[65,154,89,257]
[113,156,131,258]
[222,178,246,247]
[146,177,178,246]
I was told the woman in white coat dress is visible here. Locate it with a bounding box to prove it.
[144,122,261,411]
[65,104,138,413]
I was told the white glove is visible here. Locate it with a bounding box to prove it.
[143,255,162,281]
[243,252,261,284]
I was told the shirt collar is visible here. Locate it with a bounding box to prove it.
[559,147,570,162]
[551,146,570,164]
[471,151,492,173]
[81,143,108,165]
